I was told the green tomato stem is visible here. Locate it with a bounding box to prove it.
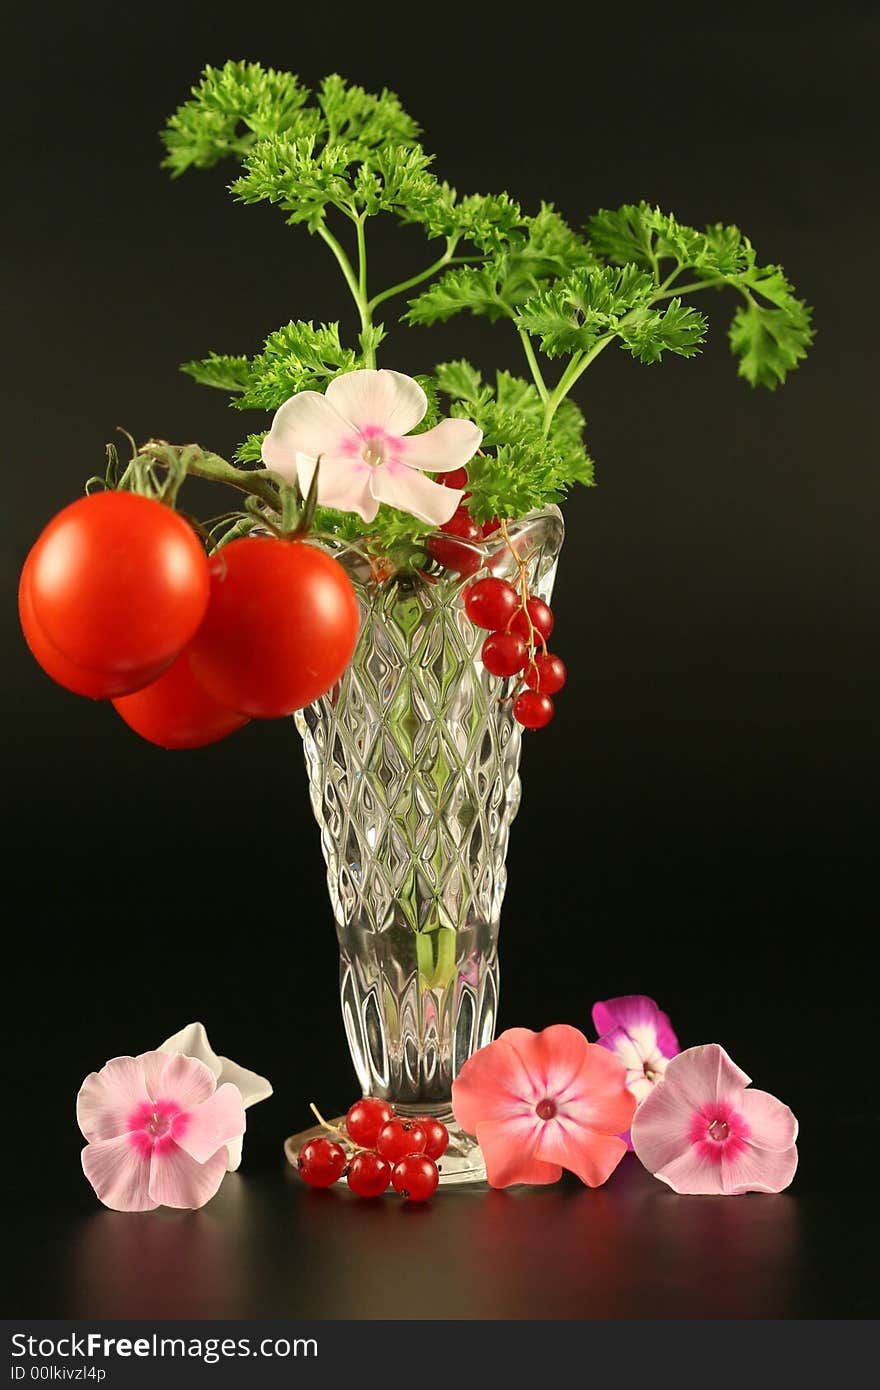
[138,441,281,510]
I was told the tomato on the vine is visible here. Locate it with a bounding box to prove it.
[187,537,359,718]
[112,651,250,749]
[18,555,169,699]
[26,491,210,679]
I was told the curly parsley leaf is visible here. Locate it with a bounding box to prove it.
[181,352,253,394]
[161,61,315,176]
[228,321,358,411]
[618,298,708,363]
[515,265,656,357]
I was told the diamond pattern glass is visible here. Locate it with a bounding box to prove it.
[294,508,564,1178]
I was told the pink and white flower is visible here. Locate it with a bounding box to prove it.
[593,994,680,1146]
[261,368,482,526]
[77,1052,246,1211]
[452,1024,636,1189]
[631,1043,798,1195]
[159,1021,272,1172]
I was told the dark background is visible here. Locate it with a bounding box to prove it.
[2,3,878,1319]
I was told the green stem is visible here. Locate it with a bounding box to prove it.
[538,269,728,434]
[138,442,281,510]
[654,275,727,301]
[542,338,615,436]
[518,329,549,403]
[355,214,368,305]
[366,237,467,313]
[317,220,374,362]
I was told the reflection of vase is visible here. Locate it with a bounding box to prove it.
[287,508,564,1182]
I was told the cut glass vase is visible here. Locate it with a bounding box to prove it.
[284,507,564,1183]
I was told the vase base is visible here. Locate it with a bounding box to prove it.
[284,1108,486,1187]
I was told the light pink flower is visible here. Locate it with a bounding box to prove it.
[77,1052,246,1211]
[631,1044,798,1195]
[452,1024,636,1189]
[158,1021,272,1172]
[261,368,481,525]
[593,994,680,1147]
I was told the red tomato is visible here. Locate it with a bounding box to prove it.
[18,555,170,699]
[187,537,359,718]
[112,651,250,749]
[27,492,210,676]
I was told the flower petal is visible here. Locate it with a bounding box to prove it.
[630,1072,697,1173]
[659,1044,751,1112]
[81,1134,157,1211]
[326,369,427,435]
[452,1034,542,1133]
[216,1055,273,1110]
[147,1142,229,1210]
[591,995,679,1060]
[502,1024,589,1101]
[174,1083,246,1165]
[77,1056,152,1143]
[738,1089,799,1152]
[370,462,462,525]
[398,418,483,473]
[722,1142,798,1195]
[261,392,353,478]
[534,1118,628,1187]
[595,1025,645,1074]
[561,1042,637,1135]
[148,1052,216,1110]
[297,453,379,522]
[653,1143,726,1195]
[159,1022,222,1081]
[476,1117,560,1189]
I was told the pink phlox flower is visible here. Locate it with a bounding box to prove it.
[261,368,482,526]
[77,1052,246,1211]
[158,1021,272,1173]
[592,994,680,1148]
[631,1043,798,1195]
[452,1024,636,1189]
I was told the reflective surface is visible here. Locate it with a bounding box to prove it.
[55,1162,805,1319]
[13,1142,869,1321]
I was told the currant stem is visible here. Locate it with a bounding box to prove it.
[309,1102,361,1152]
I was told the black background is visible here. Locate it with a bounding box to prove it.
[3,2,878,1319]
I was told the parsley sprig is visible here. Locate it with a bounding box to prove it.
[162,62,813,556]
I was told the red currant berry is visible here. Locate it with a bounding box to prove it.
[464,577,520,630]
[346,1150,392,1198]
[511,598,554,642]
[513,690,555,729]
[481,631,528,678]
[412,1117,450,1160]
[438,467,469,489]
[524,652,567,695]
[297,1137,347,1188]
[391,1154,440,1201]
[427,509,483,575]
[345,1097,394,1148]
[375,1118,428,1163]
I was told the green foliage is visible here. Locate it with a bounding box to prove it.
[161,61,313,175]
[162,63,814,556]
[405,205,595,326]
[585,202,813,384]
[436,361,593,521]
[515,266,656,357]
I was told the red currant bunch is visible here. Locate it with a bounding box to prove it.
[295,1100,448,1201]
[463,575,566,731]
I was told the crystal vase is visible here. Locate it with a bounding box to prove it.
[284,507,564,1182]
